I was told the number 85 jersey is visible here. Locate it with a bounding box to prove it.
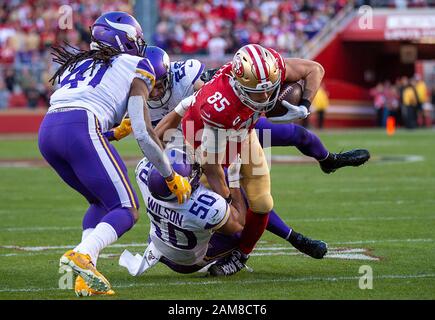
[49,54,156,132]
[182,63,262,151]
[135,159,230,266]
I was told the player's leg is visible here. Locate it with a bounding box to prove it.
[267,210,327,259]
[68,112,140,285]
[255,117,370,173]
[40,110,138,293]
[39,111,116,294]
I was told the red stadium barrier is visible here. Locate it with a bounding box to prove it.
[0,110,45,133]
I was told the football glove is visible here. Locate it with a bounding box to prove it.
[165,172,192,204]
[268,101,310,123]
[228,154,242,189]
[113,118,132,141]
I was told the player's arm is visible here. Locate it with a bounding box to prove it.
[200,123,231,202]
[268,58,324,123]
[154,95,195,141]
[128,78,191,204]
[193,78,204,91]
[212,156,246,235]
[283,58,325,108]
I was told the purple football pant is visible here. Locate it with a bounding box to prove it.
[160,232,241,274]
[255,117,328,160]
[38,109,139,236]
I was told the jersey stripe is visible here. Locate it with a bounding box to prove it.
[191,62,205,85]
[94,117,138,209]
[206,202,230,231]
[136,69,156,88]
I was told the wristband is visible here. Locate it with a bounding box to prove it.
[103,130,116,141]
[300,98,311,110]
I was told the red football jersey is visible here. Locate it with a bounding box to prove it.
[182,49,286,151]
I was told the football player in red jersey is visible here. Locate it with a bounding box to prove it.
[180,44,326,276]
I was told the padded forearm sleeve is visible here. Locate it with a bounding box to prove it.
[128,96,172,178]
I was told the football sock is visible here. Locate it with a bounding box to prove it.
[239,209,269,255]
[81,228,94,241]
[100,207,135,237]
[82,203,107,230]
[288,124,329,160]
[74,222,117,265]
[266,210,292,240]
[256,118,328,160]
[80,228,96,265]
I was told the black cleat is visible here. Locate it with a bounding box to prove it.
[289,233,328,259]
[208,249,249,276]
[319,149,370,174]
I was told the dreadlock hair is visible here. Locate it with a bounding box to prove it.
[50,37,122,86]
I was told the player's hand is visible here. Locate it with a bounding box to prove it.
[268,101,310,123]
[282,100,310,119]
[165,172,192,204]
[228,154,242,189]
[113,118,132,141]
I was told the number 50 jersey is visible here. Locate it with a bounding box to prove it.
[49,54,156,132]
[135,159,230,266]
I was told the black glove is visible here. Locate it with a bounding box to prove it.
[200,68,219,83]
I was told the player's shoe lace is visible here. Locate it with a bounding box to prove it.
[319,149,370,174]
[208,249,249,276]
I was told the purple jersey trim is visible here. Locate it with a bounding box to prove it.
[191,63,205,85]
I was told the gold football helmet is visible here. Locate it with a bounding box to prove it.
[230,44,281,112]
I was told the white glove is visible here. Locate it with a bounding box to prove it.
[174,95,196,117]
[267,100,310,123]
[228,154,242,188]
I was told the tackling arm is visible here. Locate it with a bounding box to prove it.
[213,155,246,235]
[128,78,173,178]
[283,58,325,107]
[129,78,192,204]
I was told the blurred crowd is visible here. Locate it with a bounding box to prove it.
[0,0,434,112]
[154,0,348,57]
[0,0,131,109]
[370,76,434,129]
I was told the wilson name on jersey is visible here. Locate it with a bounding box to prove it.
[49,54,156,132]
[135,159,229,266]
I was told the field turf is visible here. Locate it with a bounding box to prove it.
[0,129,434,300]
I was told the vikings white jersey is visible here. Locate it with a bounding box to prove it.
[49,54,156,132]
[135,159,230,266]
[148,59,204,127]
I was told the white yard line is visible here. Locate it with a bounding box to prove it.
[1,239,432,253]
[2,215,433,232]
[1,273,434,293]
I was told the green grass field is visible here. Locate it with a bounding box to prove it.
[0,129,434,300]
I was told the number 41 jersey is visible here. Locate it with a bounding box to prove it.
[135,160,230,266]
[49,54,156,132]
